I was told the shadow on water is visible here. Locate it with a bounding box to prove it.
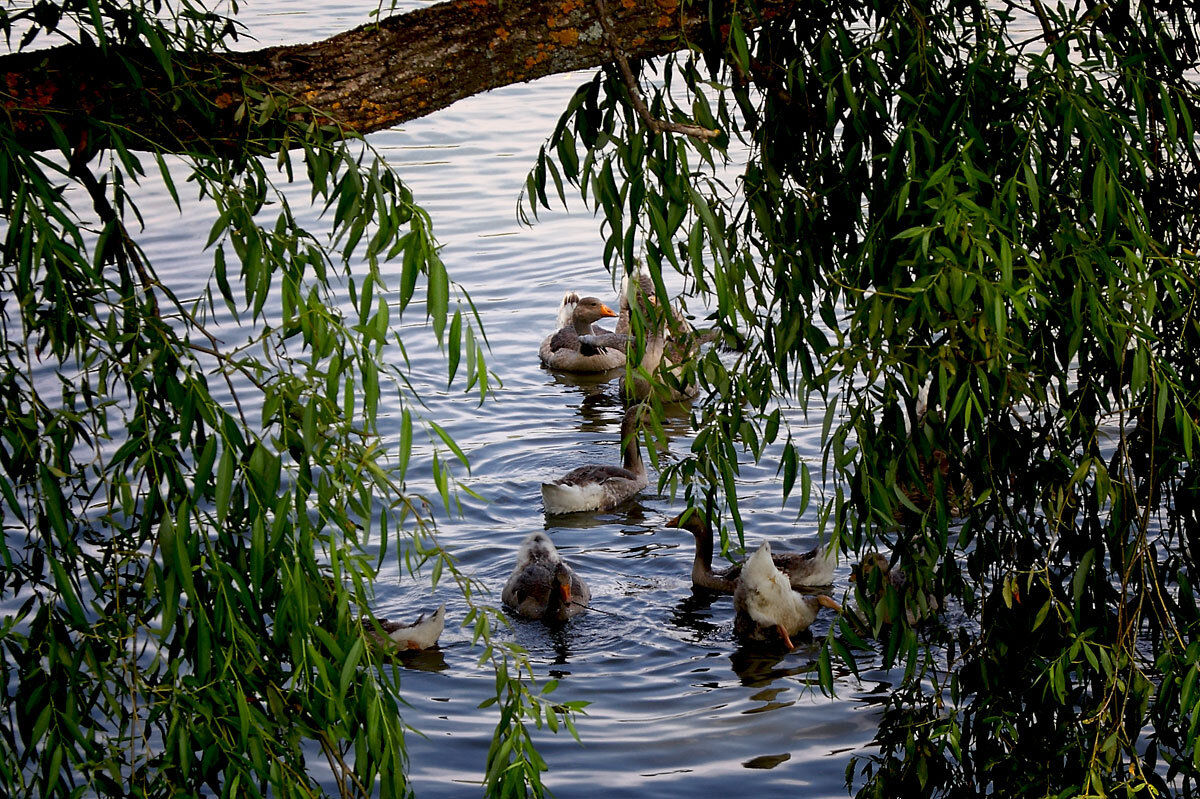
[666,589,727,644]
[503,608,579,669]
[543,498,659,531]
[389,647,450,673]
[729,644,816,688]
[743,752,792,769]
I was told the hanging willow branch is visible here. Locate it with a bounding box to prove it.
[592,0,721,140]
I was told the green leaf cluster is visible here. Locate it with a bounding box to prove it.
[527,0,1200,794]
[0,4,558,799]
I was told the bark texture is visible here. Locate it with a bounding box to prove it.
[0,0,787,154]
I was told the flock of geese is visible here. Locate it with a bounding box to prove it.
[378,277,934,653]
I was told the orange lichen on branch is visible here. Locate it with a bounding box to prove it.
[548,28,579,46]
[655,0,679,23]
[214,91,237,110]
[525,44,552,69]
[3,73,59,109]
[494,27,510,42]
[358,97,403,128]
[559,0,584,13]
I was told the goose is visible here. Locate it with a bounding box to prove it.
[579,273,704,401]
[502,532,591,621]
[851,551,939,626]
[373,604,446,650]
[539,292,624,372]
[541,404,648,515]
[734,541,841,649]
[665,511,837,593]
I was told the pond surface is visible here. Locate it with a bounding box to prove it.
[133,3,916,795]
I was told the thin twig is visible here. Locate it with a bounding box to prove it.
[1028,0,1059,45]
[592,0,720,141]
[319,731,372,799]
[570,600,624,618]
[68,142,161,320]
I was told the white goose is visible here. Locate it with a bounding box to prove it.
[502,532,591,621]
[374,605,445,650]
[541,404,647,515]
[734,541,841,649]
[539,292,624,372]
[666,511,838,593]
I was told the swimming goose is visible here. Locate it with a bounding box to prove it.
[734,541,842,649]
[539,292,625,372]
[502,532,591,621]
[580,273,703,400]
[665,511,837,593]
[373,604,446,650]
[541,404,648,515]
[851,551,939,626]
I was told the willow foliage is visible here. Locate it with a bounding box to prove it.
[5,0,1200,796]
[0,2,575,798]
[530,0,1200,795]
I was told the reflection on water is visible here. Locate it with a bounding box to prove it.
[391,647,450,674]
[744,752,792,769]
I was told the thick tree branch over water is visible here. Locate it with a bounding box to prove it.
[1,0,789,154]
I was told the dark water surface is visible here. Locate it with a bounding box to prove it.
[130,3,912,795]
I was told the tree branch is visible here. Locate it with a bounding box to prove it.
[1,0,794,155]
[592,0,720,140]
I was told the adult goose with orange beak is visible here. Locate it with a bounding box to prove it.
[538,293,624,372]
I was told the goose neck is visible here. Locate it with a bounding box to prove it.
[622,427,645,478]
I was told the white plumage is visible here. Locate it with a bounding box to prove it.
[376,604,445,650]
[734,541,840,649]
[541,404,647,515]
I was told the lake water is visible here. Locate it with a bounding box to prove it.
[132,3,912,795]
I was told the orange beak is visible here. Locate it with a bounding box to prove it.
[777,624,795,650]
[599,303,617,318]
[559,583,572,604]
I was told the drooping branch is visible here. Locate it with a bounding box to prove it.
[593,0,720,140]
[1,0,794,155]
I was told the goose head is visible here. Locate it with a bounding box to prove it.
[665,509,727,588]
[570,296,618,333]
